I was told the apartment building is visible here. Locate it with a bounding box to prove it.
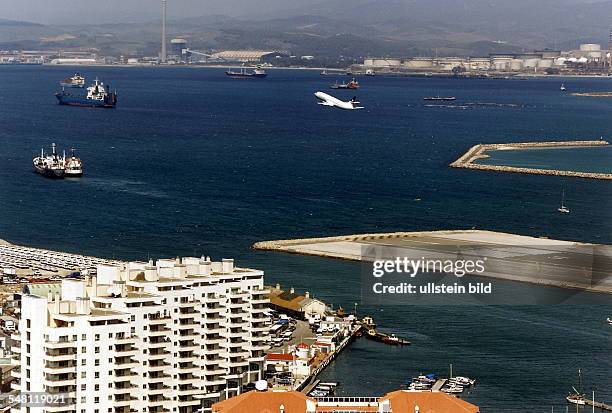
[11,257,270,413]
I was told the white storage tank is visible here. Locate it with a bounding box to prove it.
[580,43,601,51]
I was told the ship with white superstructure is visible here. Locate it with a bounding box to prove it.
[33,143,65,179]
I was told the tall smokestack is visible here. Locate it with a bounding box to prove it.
[161,0,167,63]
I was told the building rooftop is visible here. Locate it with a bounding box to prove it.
[212,389,480,413]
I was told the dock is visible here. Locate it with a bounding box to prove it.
[431,379,447,392]
[449,140,612,180]
[587,399,612,411]
[296,324,362,393]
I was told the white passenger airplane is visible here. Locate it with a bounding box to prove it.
[314,91,364,110]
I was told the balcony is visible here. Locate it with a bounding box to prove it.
[148,315,172,325]
[44,338,75,349]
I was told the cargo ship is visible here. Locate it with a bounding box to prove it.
[55,78,117,108]
[63,148,83,177]
[59,73,85,88]
[33,143,65,179]
[225,67,267,78]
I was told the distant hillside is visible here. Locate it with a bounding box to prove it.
[0,0,610,58]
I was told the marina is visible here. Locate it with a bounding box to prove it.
[450,140,612,180]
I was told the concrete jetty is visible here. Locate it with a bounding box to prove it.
[450,140,612,180]
[253,230,612,295]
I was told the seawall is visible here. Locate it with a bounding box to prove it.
[450,140,612,180]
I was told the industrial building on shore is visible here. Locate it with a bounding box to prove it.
[10,257,270,413]
[358,43,612,75]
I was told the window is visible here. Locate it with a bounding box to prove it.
[26,320,31,328]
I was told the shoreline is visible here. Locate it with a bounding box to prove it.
[449,140,612,180]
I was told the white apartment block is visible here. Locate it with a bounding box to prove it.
[11,257,270,413]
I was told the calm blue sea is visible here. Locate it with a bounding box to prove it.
[0,66,610,411]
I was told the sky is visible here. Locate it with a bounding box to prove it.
[0,0,602,25]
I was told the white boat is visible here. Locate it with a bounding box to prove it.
[560,83,567,91]
[607,317,612,325]
[558,189,570,213]
[442,385,464,394]
[566,394,585,405]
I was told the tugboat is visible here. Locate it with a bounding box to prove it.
[33,143,64,179]
[59,73,85,88]
[55,78,117,108]
[63,148,83,177]
[365,329,411,345]
[225,67,267,78]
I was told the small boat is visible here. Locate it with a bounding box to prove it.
[320,70,328,75]
[560,83,567,91]
[424,96,456,101]
[33,143,64,179]
[558,189,570,213]
[365,329,411,345]
[365,69,375,76]
[607,317,612,325]
[63,148,83,177]
[225,67,267,78]
[566,393,586,405]
[60,73,85,88]
[442,385,464,394]
[330,78,359,90]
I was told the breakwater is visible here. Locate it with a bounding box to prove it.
[450,140,612,180]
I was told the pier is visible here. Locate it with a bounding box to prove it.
[450,140,612,180]
[296,324,362,393]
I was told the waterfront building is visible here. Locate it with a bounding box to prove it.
[10,257,270,413]
[211,388,480,413]
[209,50,276,63]
[268,286,327,320]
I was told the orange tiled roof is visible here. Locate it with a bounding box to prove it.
[212,390,310,413]
[211,390,480,413]
[384,390,480,413]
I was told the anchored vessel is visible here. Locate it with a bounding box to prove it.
[63,148,83,177]
[225,67,267,78]
[33,143,65,179]
[55,78,117,108]
[331,78,360,89]
[59,73,85,88]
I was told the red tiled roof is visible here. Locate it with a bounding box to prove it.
[266,353,295,361]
